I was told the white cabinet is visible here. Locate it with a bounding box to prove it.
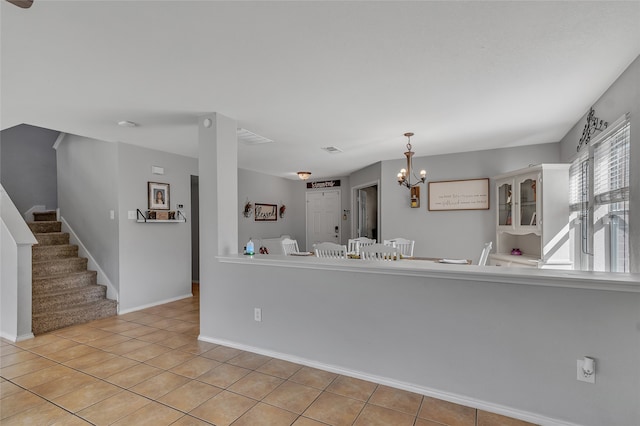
[490,164,571,269]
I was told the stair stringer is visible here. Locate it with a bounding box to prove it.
[59,216,119,305]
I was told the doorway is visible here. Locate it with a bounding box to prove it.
[354,183,379,241]
[190,175,199,284]
[305,190,341,251]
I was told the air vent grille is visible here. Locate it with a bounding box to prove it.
[237,128,273,145]
[322,146,343,153]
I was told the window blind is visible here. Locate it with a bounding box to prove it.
[569,151,589,212]
[593,120,630,206]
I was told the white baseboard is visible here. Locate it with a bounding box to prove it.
[118,293,193,315]
[59,216,119,304]
[0,331,34,342]
[198,335,581,426]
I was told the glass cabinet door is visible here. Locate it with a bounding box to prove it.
[519,175,538,227]
[497,181,513,227]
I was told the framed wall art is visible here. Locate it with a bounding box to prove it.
[428,178,489,211]
[148,182,170,210]
[255,203,277,221]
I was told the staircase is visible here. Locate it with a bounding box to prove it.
[29,211,117,335]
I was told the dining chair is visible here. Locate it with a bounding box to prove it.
[383,238,415,258]
[281,238,300,255]
[314,242,348,259]
[359,243,398,261]
[478,241,493,266]
[347,237,376,255]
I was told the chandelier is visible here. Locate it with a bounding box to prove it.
[396,132,426,208]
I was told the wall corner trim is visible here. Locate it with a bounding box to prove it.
[52,132,66,150]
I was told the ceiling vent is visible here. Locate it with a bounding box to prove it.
[237,128,273,145]
[322,146,343,153]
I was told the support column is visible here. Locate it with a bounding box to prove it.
[198,112,238,274]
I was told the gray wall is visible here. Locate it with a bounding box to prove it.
[380,143,560,261]
[57,135,119,289]
[238,168,304,251]
[558,55,639,272]
[0,124,59,215]
[204,261,640,426]
[117,142,197,312]
[349,162,382,238]
[199,104,639,425]
[57,135,198,310]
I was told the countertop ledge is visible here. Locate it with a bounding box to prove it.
[217,254,640,293]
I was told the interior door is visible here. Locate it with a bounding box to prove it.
[306,190,341,250]
[356,185,378,241]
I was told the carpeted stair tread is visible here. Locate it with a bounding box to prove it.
[33,270,97,293]
[30,217,118,334]
[32,244,78,261]
[27,221,61,233]
[32,299,118,335]
[33,284,108,314]
[33,211,57,221]
[34,232,70,246]
[32,257,88,278]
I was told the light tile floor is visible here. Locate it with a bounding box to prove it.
[1,286,535,426]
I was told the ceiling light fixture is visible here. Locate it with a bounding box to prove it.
[397,132,426,208]
[117,120,137,127]
[297,171,312,180]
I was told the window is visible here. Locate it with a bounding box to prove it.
[569,115,630,272]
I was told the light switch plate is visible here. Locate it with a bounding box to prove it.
[128,211,136,220]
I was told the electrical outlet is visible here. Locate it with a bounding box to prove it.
[577,359,596,383]
[177,204,184,209]
[254,308,262,322]
[128,211,136,220]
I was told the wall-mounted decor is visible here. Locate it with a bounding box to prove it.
[279,204,286,218]
[255,203,277,221]
[148,182,170,210]
[577,107,608,152]
[428,178,489,211]
[243,200,253,218]
[307,179,340,189]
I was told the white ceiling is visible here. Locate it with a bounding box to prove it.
[2,1,639,180]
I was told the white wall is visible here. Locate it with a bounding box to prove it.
[57,135,120,289]
[558,55,639,272]
[117,142,197,312]
[380,143,560,261]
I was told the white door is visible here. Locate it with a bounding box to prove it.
[306,190,341,250]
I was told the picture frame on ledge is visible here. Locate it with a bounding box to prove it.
[148,182,170,210]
